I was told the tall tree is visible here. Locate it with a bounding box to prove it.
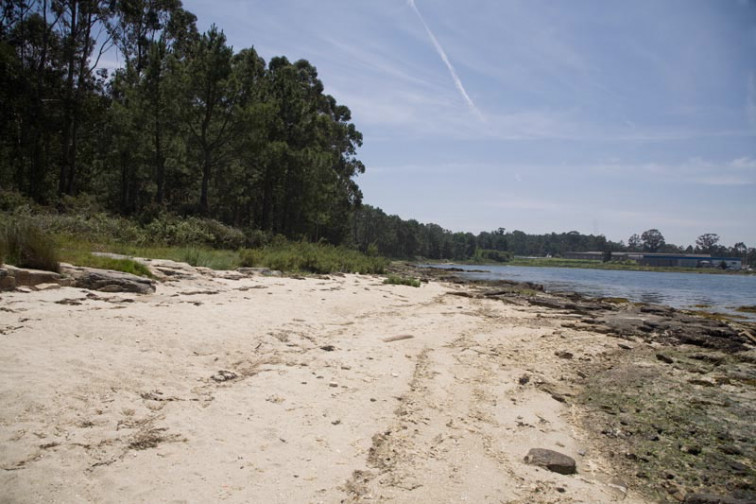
[54,0,115,195]
[695,233,720,254]
[641,229,665,253]
[179,25,235,214]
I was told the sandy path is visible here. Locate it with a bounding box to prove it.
[0,267,651,503]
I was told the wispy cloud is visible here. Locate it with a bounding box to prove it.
[407,0,484,121]
[592,157,756,186]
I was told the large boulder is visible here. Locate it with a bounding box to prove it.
[61,264,156,294]
[0,265,69,291]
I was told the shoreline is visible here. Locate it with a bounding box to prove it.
[1,260,754,503]
[413,262,756,323]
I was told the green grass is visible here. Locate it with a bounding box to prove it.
[3,211,388,275]
[0,218,60,272]
[383,275,421,287]
[80,255,154,277]
[240,242,388,274]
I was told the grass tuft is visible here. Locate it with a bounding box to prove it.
[79,255,154,278]
[0,218,60,272]
[383,276,421,287]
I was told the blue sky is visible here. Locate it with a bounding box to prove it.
[182,0,756,247]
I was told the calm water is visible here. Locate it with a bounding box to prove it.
[430,264,756,321]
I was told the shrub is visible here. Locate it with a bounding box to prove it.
[0,219,60,272]
[142,215,245,249]
[475,248,512,263]
[383,276,421,287]
[0,190,37,212]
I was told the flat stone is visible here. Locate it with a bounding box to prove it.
[61,265,156,294]
[1,265,65,289]
[34,282,62,291]
[524,448,577,475]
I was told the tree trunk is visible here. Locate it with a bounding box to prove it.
[200,152,210,214]
[60,0,78,195]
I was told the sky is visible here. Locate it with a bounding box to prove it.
[180,0,756,247]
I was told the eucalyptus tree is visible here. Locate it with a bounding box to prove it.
[53,0,116,195]
[177,25,237,214]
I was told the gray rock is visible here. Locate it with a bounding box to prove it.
[684,493,753,504]
[1,265,67,290]
[524,448,577,475]
[237,267,282,277]
[62,265,156,294]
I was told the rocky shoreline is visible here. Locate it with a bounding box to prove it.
[394,263,756,503]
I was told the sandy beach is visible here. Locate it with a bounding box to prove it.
[0,262,732,503]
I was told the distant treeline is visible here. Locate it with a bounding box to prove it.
[351,205,619,260]
[351,206,756,267]
[1,1,363,244]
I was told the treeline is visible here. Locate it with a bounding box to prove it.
[351,207,756,267]
[351,205,622,260]
[1,0,364,244]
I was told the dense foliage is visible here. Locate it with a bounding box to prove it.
[1,0,364,243]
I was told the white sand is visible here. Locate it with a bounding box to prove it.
[0,265,652,503]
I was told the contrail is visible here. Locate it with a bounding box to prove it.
[408,0,484,121]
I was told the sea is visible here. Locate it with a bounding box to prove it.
[428,264,756,322]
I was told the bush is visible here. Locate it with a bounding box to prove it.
[0,190,37,212]
[475,248,512,263]
[143,215,245,249]
[0,219,60,272]
[383,276,421,287]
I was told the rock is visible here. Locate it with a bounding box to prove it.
[34,282,61,291]
[684,493,752,504]
[523,448,577,475]
[656,353,674,364]
[0,269,16,290]
[211,370,238,382]
[61,265,156,294]
[640,304,674,314]
[237,267,282,277]
[1,265,66,290]
[555,350,573,359]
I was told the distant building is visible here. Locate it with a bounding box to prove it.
[638,253,741,270]
[563,251,604,261]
